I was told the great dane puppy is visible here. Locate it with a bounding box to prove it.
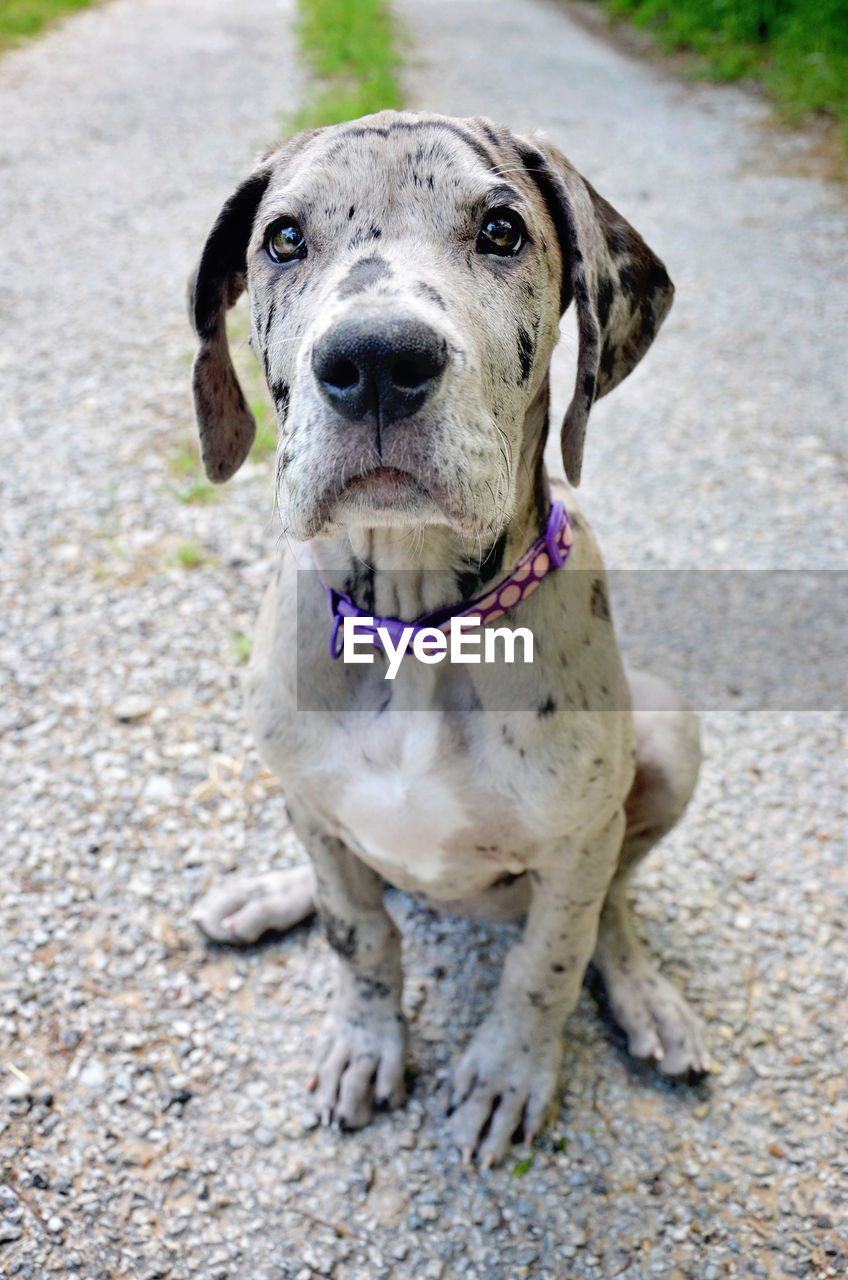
[189,111,707,1166]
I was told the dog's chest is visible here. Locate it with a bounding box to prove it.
[316,713,527,897]
[325,715,467,886]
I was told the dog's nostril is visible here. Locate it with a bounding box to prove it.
[392,358,428,389]
[324,358,360,391]
[392,346,446,389]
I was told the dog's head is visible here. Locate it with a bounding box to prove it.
[189,111,673,542]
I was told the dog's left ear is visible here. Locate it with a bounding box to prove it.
[521,138,674,484]
[187,168,272,482]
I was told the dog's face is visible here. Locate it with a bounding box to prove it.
[247,121,563,543]
[190,112,674,542]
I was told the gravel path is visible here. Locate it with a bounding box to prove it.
[1,1,846,1277]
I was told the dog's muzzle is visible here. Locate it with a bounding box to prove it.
[312,315,448,426]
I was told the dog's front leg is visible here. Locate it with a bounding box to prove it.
[287,801,407,1131]
[449,809,625,1167]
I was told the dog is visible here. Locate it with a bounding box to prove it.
[188,111,707,1167]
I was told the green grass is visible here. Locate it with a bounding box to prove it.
[0,0,96,49]
[177,543,203,569]
[291,0,403,131]
[249,400,278,463]
[231,631,253,663]
[599,0,848,148]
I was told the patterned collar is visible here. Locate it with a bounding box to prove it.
[321,496,574,659]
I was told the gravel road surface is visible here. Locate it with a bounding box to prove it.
[1,0,846,1277]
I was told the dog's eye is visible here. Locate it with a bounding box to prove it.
[477,209,526,257]
[265,218,307,264]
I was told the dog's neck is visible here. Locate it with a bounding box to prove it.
[309,383,551,622]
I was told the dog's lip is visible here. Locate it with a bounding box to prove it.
[335,465,432,508]
[317,465,475,535]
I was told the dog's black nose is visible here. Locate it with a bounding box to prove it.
[312,316,448,425]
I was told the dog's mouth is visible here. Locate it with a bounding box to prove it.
[307,464,478,538]
[327,465,454,526]
[339,466,426,507]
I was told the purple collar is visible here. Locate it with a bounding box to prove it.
[323,496,574,659]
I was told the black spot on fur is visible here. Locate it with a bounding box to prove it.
[590,578,610,621]
[270,380,290,418]
[455,530,508,601]
[262,298,277,342]
[492,871,525,888]
[344,563,375,614]
[596,272,615,329]
[322,913,357,960]
[537,695,557,718]
[517,326,534,384]
[599,338,617,381]
[368,224,382,240]
[337,255,391,298]
[356,975,391,1001]
[348,205,355,219]
[413,281,447,311]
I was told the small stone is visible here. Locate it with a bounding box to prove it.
[142,775,176,805]
[114,694,153,722]
[78,1058,107,1089]
[5,1078,31,1103]
[47,1215,64,1234]
[0,1223,22,1244]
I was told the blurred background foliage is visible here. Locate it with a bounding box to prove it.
[291,0,403,129]
[3,0,846,156]
[0,0,94,48]
[598,0,848,147]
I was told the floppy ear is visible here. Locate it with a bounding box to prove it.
[187,169,271,482]
[520,138,674,484]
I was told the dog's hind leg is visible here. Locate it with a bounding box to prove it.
[192,865,316,943]
[590,670,710,1076]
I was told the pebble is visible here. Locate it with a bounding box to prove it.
[5,1079,31,1104]
[114,695,153,722]
[78,1059,107,1090]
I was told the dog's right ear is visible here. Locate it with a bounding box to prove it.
[187,169,271,483]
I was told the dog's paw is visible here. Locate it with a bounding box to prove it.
[309,1005,407,1130]
[191,866,316,943]
[448,1016,562,1167]
[603,963,711,1078]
